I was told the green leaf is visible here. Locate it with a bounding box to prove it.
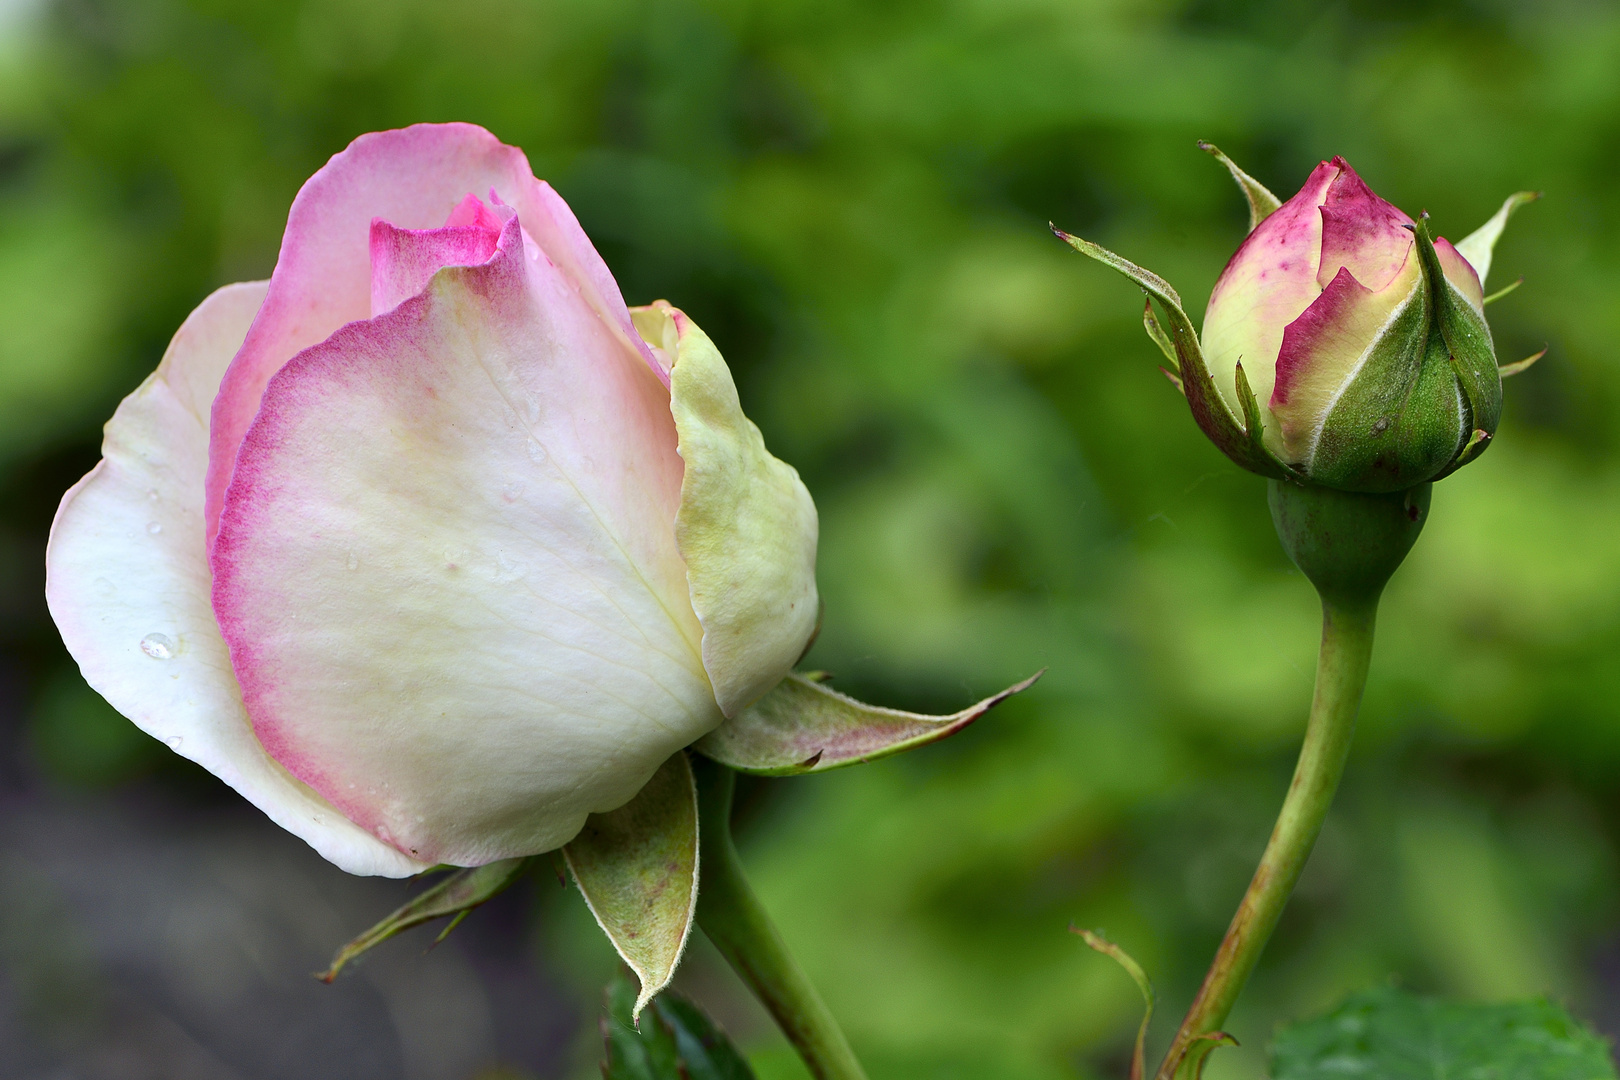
[695,670,1041,776]
[1411,215,1503,450]
[318,856,534,982]
[1269,985,1616,1080]
[1198,141,1282,232]
[601,968,756,1080]
[564,751,700,1020]
[1456,191,1540,289]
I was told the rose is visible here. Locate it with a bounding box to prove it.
[46,123,819,876]
[1056,149,1537,492]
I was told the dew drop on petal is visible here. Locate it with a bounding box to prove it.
[164,735,183,751]
[146,521,163,535]
[140,633,174,660]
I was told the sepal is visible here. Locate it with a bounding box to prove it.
[1455,191,1539,288]
[696,670,1041,776]
[1198,141,1281,232]
[1051,226,1284,478]
[564,752,701,1020]
[1411,216,1503,453]
[318,856,534,982]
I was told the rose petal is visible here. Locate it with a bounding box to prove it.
[45,282,426,878]
[1316,159,1415,293]
[1434,236,1485,312]
[633,302,819,718]
[212,217,717,867]
[370,201,504,316]
[205,123,661,549]
[1270,260,1423,464]
[1201,159,1339,422]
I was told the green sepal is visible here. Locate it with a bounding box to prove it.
[1143,299,1179,371]
[1483,276,1523,305]
[696,670,1041,776]
[1500,346,1547,377]
[1051,225,1285,478]
[1411,216,1502,459]
[1198,141,1282,232]
[1269,985,1616,1080]
[601,968,756,1080]
[564,752,700,1021]
[318,856,534,982]
[1234,361,1297,478]
[1073,928,1154,1080]
[1456,191,1539,289]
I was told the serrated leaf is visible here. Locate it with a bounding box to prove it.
[318,856,533,982]
[1269,985,1616,1080]
[1198,141,1282,231]
[695,670,1040,776]
[565,752,700,1020]
[602,969,756,1080]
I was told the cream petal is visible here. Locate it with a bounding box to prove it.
[45,282,426,878]
[633,303,819,718]
[211,220,717,867]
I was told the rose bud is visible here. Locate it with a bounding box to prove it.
[1055,147,1539,491]
[45,124,819,875]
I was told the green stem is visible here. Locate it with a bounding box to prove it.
[693,755,870,1080]
[1154,596,1377,1080]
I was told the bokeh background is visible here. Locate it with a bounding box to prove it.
[1,0,1618,1076]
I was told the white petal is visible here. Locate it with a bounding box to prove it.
[46,281,427,878]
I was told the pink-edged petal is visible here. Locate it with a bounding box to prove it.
[1270,261,1422,463]
[1434,236,1485,312]
[46,282,426,878]
[211,217,717,868]
[1315,159,1415,293]
[205,123,662,549]
[1201,159,1339,419]
[370,214,503,316]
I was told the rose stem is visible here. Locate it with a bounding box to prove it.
[1154,596,1376,1080]
[693,755,870,1080]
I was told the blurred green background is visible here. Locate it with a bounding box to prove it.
[2,0,1618,1077]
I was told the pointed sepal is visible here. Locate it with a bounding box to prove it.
[1499,346,1547,378]
[1198,141,1282,232]
[1411,215,1503,451]
[696,670,1041,776]
[601,968,756,1080]
[1456,191,1539,288]
[318,856,534,982]
[1482,276,1523,306]
[1050,225,1283,478]
[1143,299,1179,371]
[564,752,701,1021]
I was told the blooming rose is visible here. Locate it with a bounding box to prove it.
[46,124,819,876]
[1056,151,1533,492]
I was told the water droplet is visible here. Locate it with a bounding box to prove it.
[146,521,163,535]
[346,551,359,570]
[92,576,116,597]
[140,633,174,660]
[164,735,183,751]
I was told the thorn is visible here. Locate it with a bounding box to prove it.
[796,751,825,771]
[1400,222,1416,232]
